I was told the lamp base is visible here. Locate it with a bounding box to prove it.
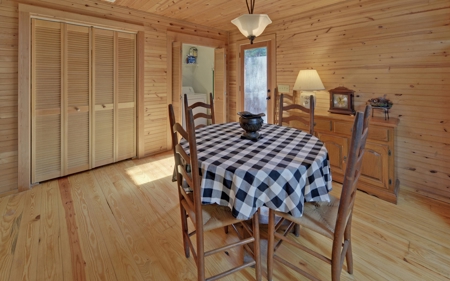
[300,91,316,109]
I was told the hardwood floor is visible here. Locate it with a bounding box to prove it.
[1,151,449,280]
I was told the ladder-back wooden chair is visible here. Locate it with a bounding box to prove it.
[184,93,215,129]
[278,93,315,236]
[267,105,372,281]
[278,93,315,135]
[168,104,261,281]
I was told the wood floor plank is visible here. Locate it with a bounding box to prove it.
[100,163,200,280]
[122,157,256,280]
[66,173,118,281]
[0,192,26,281]
[37,181,64,281]
[92,165,174,280]
[2,152,450,280]
[116,159,176,231]
[58,178,87,281]
[70,171,143,281]
[9,187,42,281]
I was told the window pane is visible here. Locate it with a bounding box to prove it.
[244,47,267,123]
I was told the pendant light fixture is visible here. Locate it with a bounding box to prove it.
[231,0,272,44]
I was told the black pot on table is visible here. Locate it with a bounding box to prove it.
[238,111,265,141]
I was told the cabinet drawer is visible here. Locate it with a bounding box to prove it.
[333,121,353,135]
[368,126,390,142]
[314,119,332,131]
[333,121,389,142]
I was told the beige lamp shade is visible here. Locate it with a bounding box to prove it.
[293,70,325,91]
[231,14,272,40]
[293,70,324,108]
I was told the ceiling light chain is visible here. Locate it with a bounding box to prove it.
[246,0,255,14]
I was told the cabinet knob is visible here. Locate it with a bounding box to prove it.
[102,104,106,108]
[75,107,80,112]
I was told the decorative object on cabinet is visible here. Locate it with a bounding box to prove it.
[238,111,265,141]
[328,86,355,115]
[290,111,400,203]
[293,69,324,109]
[231,0,272,44]
[368,95,393,120]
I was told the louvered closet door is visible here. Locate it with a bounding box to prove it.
[92,29,115,167]
[32,19,62,183]
[116,32,136,161]
[65,24,91,174]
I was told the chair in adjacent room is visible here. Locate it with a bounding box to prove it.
[168,104,261,281]
[267,105,372,281]
[184,92,215,129]
[278,93,315,135]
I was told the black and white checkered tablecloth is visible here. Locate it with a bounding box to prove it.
[183,122,332,220]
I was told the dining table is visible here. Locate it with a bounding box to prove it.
[181,122,333,220]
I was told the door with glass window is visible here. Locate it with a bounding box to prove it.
[240,41,273,123]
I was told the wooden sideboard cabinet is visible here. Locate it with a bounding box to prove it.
[290,111,399,204]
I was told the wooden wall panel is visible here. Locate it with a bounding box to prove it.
[228,0,450,202]
[0,0,227,195]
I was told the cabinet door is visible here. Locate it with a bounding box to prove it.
[317,132,348,179]
[92,29,115,167]
[360,142,390,189]
[32,20,63,183]
[66,24,91,174]
[116,32,136,161]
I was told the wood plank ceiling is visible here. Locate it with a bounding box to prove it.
[101,0,350,31]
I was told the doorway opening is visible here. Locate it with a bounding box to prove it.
[181,44,214,128]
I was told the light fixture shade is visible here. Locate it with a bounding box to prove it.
[231,14,272,38]
[293,70,325,91]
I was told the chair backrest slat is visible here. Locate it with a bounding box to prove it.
[278,93,315,135]
[184,92,215,129]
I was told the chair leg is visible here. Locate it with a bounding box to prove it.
[267,209,276,281]
[345,239,353,274]
[252,209,262,281]
[344,224,353,274]
[331,238,342,281]
[331,257,341,281]
[294,223,300,237]
[180,207,190,258]
[197,232,205,281]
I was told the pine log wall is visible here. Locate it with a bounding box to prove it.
[0,0,226,195]
[228,0,450,202]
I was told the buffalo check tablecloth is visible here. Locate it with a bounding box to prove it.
[182,122,333,220]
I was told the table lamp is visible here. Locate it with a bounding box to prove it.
[293,70,325,108]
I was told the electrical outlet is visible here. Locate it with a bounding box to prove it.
[278,84,290,93]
